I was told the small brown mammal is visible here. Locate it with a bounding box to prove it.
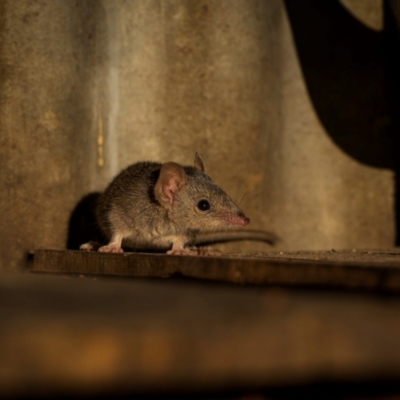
[80,153,250,255]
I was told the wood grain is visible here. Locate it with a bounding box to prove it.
[2,271,400,397]
[32,249,400,291]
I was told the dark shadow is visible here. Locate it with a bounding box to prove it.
[67,192,167,252]
[8,378,400,399]
[284,0,394,168]
[66,192,104,250]
[284,0,400,242]
[384,2,400,246]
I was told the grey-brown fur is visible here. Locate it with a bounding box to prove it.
[89,154,250,254]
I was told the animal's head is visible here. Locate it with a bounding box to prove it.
[154,153,249,231]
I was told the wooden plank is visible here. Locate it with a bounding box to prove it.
[32,249,400,291]
[2,273,400,397]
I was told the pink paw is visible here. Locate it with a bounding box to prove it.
[98,245,124,253]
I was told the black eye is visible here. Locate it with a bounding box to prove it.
[197,199,210,211]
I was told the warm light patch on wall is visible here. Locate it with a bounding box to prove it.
[340,0,383,31]
[246,173,264,193]
[97,118,104,167]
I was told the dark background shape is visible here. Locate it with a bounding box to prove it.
[284,0,400,242]
[67,192,103,250]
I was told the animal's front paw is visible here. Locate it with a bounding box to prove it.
[98,245,124,253]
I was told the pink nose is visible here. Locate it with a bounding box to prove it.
[242,217,250,226]
[234,215,250,226]
[223,212,251,226]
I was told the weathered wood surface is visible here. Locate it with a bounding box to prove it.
[2,272,400,397]
[32,249,400,291]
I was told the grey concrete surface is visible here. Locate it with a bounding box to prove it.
[0,0,397,270]
[0,1,104,270]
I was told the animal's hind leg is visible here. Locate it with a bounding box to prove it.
[98,234,124,253]
[80,241,101,251]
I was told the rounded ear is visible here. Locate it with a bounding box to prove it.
[154,162,187,208]
[194,152,205,172]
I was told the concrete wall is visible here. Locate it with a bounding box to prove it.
[0,1,103,270]
[0,0,396,270]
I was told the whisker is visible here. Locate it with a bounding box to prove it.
[238,189,264,209]
[233,176,247,204]
[238,190,249,207]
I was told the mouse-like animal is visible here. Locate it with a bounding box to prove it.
[80,153,250,255]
